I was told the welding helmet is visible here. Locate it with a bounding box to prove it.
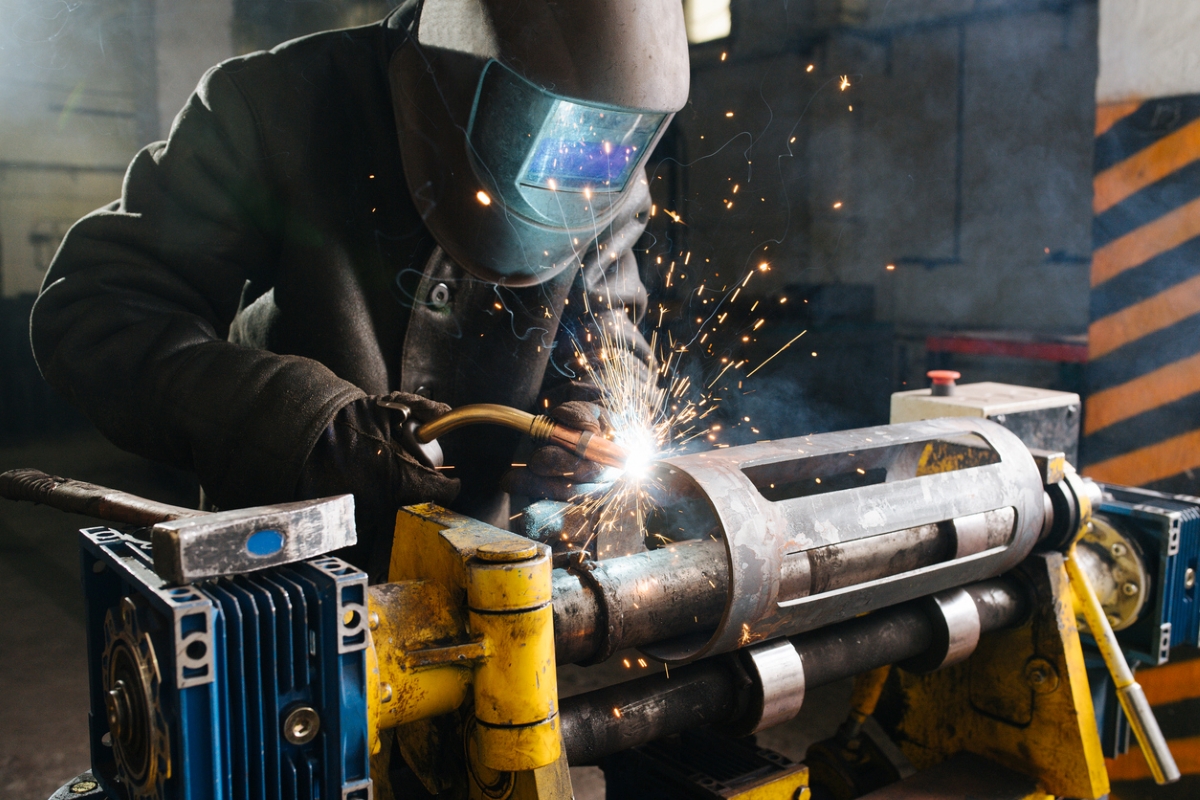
[390,0,690,286]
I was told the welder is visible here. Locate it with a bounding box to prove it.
[29,0,690,579]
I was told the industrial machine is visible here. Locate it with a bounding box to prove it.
[7,381,1194,800]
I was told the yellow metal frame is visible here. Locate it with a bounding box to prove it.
[886,552,1111,800]
[365,504,567,800]
[363,501,1144,800]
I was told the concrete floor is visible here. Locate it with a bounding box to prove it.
[0,429,849,800]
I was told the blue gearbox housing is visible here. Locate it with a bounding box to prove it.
[79,526,371,800]
[1082,485,1200,758]
[1096,484,1200,664]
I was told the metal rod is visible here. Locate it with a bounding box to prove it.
[1066,548,1179,784]
[560,577,1028,764]
[560,658,745,765]
[0,468,201,527]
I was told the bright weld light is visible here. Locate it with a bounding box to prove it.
[611,424,658,480]
[619,439,656,480]
[476,190,492,205]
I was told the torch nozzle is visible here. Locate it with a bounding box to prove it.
[414,403,629,470]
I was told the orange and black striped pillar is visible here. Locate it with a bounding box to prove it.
[1083,97,1200,494]
[1105,651,1200,798]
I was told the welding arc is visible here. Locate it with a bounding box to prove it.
[414,403,629,469]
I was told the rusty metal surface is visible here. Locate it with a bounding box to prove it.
[647,418,1045,662]
[551,538,727,664]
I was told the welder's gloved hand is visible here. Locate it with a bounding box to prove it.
[501,400,614,501]
[295,392,460,574]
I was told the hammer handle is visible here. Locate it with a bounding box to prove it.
[0,468,202,528]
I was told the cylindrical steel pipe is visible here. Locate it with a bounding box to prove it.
[649,418,1046,663]
[560,658,746,764]
[552,538,727,664]
[560,577,1028,764]
[550,520,1022,665]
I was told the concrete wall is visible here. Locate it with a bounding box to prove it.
[1097,0,1200,104]
[156,0,236,135]
[664,0,1098,334]
[0,0,235,298]
[0,0,147,297]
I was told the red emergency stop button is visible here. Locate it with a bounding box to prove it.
[927,369,961,396]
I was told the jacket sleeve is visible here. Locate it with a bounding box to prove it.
[546,176,656,401]
[31,60,364,509]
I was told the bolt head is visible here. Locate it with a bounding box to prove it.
[1111,542,1127,557]
[1023,658,1059,693]
[282,706,320,745]
[1122,582,1139,597]
[1186,568,1196,590]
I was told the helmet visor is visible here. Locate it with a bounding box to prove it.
[469,61,668,225]
[520,101,664,193]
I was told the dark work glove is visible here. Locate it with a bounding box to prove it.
[501,400,614,501]
[296,391,461,577]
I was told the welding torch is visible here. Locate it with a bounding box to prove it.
[378,400,630,470]
[0,402,631,529]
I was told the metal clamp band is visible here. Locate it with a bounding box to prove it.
[737,638,806,734]
[569,557,619,666]
[901,587,982,674]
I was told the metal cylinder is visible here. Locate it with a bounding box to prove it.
[552,539,727,664]
[897,587,982,673]
[560,658,744,764]
[642,417,1045,663]
[560,577,1028,764]
[550,512,1020,665]
[735,638,806,735]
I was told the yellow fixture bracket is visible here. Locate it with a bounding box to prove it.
[366,504,567,800]
[885,552,1111,800]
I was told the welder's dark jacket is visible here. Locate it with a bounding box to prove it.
[30,10,651,527]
